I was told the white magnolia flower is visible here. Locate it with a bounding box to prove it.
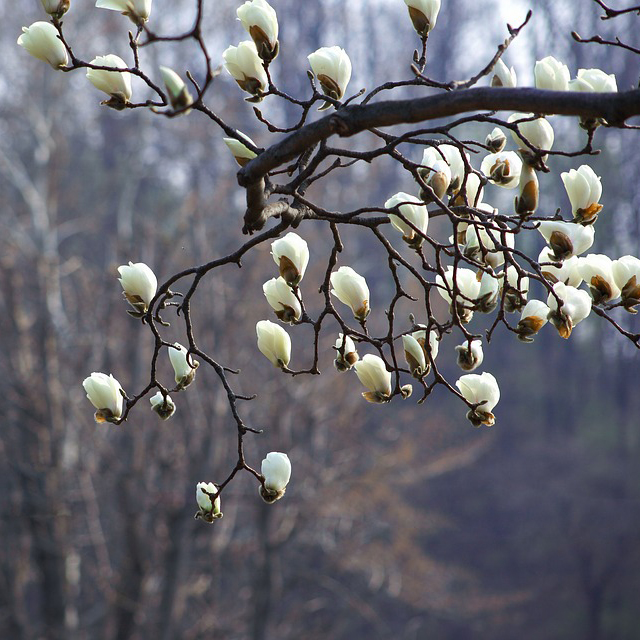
[263,277,302,324]
[491,58,517,88]
[477,271,500,313]
[534,56,570,91]
[464,223,514,270]
[455,338,483,371]
[41,0,70,18]
[256,320,291,368]
[480,151,522,188]
[456,372,500,427]
[436,266,482,323]
[330,266,370,322]
[353,354,392,404]
[96,0,152,24]
[83,372,124,423]
[561,165,603,225]
[17,22,68,70]
[260,452,291,502]
[403,0,441,35]
[159,66,192,113]
[385,192,429,247]
[508,113,555,157]
[169,342,199,389]
[334,333,359,371]
[612,256,640,311]
[569,68,617,93]
[538,248,582,287]
[438,144,469,193]
[403,334,427,378]
[485,127,507,154]
[308,46,352,103]
[547,281,592,339]
[86,55,132,105]
[117,261,157,315]
[516,299,550,342]
[537,220,595,261]
[412,328,440,362]
[577,254,621,304]
[150,391,175,420]
[515,163,539,216]
[223,132,257,166]
[195,482,222,521]
[271,232,309,286]
[223,41,268,96]
[452,172,484,207]
[237,0,279,61]
[501,265,529,313]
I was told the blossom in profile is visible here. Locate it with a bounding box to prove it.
[41,0,70,18]
[436,266,481,323]
[491,58,517,88]
[534,56,570,91]
[223,41,268,98]
[538,248,583,287]
[169,343,199,389]
[547,281,592,339]
[354,354,392,404]
[516,299,550,343]
[263,277,302,324]
[83,372,124,424]
[612,255,640,312]
[561,165,603,225]
[237,0,279,62]
[308,46,352,106]
[259,452,291,503]
[569,68,617,93]
[385,192,429,247]
[195,482,222,522]
[159,66,192,114]
[403,0,441,36]
[456,372,500,427]
[117,261,157,316]
[223,132,258,166]
[330,266,370,322]
[256,320,291,368]
[86,55,132,108]
[17,22,68,69]
[577,254,621,304]
[508,113,554,163]
[333,333,359,372]
[537,221,595,261]
[271,232,309,286]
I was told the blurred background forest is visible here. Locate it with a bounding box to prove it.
[2,0,640,638]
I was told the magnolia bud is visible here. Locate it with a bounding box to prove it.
[561,165,603,225]
[17,22,68,70]
[569,68,617,93]
[86,55,132,109]
[403,0,441,36]
[514,163,539,216]
[577,254,621,305]
[117,261,157,316]
[547,282,592,339]
[95,0,152,25]
[150,392,176,420]
[308,46,352,108]
[259,452,291,503]
[168,343,199,389]
[436,266,481,324]
[481,151,522,189]
[508,113,554,164]
[223,41,268,98]
[354,354,392,404]
[159,66,192,114]
[271,232,309,286]
[237,0,279,62]
[456,372,500,427]
[195,482,222,522]
[263,277,302,324]
[385,192,429,247]
[330,266,370,322]
[491,58,517,88]
[455,339,483,371]
[501,265,529,313]
[333,333,359,372]
[256,320,291,368]
[223,132,258,166]
[41,0,70,18]
[612,255,640,313]
[83,372,124,424]
[516,300,550,342]
[534,56,570,91]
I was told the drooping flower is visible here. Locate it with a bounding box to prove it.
[516,299,550,342]
[95,0,152,24]
[577,254,621,304]
[83,372,124,424]
[333,333,359,372]
[223,41,268,98]
[547,281,592,339]
[330,266,370,322]
[480,151,522,188]
[86,54,132,107]
[117,261,157,316]
[223,132,258,166]
[17,22,68,70]
[150,391,176,420]
[159,66,192,114]
[262,277,302,324]
[456,372,500,427]
[271,232,309,286]
[403,0,441,36]
[537,220,595,261]
[308,46,352,105]
[353,354,392,404]
[385,192,429,247]
[195,482,222,522]
[561,165,603,225]
[237,0,279,62]
[436,266,481,323]
[455,338,484,371]
[491,58,517,88]
[256,320,291,368]
[534,55,570,91]
[612,255,640,312]
[260,452,291,503]
[168,343,199,389]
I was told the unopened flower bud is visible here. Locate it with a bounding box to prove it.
[456,372,500,427]
[223,41,268,98]
[354,354,392,404]
[150,391,176,420]
[263,277,302,324]
[223,132,258,166]
[83,372,124,424]
[333,333,359,371]
[117,261,157,316]
[271,232,309,286]
[308,46,352,108]
[561,165,603,225]
[17,22,68,70]
[385,192,429,247]
[41,0,70,18]
[256,320,291,368]
[534,55,570,91]
[159,66,192,114]
[259,452,291,503]
[86,54,132,109]
[403,0,441,36]
[195,482,222,522]
[330,266,370,322]
[537,221,595,261]
[547,282,592,339]
[96,0,152,25]
[169,343,199,389]
[577,254,621,305]
[455,338,483,371]
[237,0,279,62]
[491,58,517,88]
[514,163,539,217]
[612,255,640,313]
